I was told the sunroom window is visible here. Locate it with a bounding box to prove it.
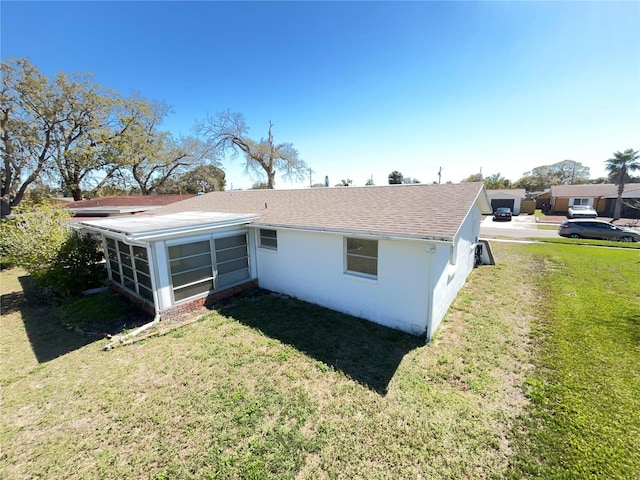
[169,240,214,302]
[105,238,153,303]
[168,234,250,303]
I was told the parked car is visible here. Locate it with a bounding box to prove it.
[558,220,640,242]
[567,205,597,218]
[493,207,512,221]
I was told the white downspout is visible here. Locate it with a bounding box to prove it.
[104,241,162,351]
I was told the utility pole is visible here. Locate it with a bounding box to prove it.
[309,168,314,187]
[437,167,442,184]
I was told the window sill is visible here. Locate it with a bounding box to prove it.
[343,271,378,283]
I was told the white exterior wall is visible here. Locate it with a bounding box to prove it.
[426,205,481,340]
[255,229,432,335]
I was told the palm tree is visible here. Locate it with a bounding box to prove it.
[605,149,640,220]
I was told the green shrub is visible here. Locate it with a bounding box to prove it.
[40,233,106,296]
[0,205,105,296]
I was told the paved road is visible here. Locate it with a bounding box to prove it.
[480,215,559,239]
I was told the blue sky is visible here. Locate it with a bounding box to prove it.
[2,1,639,189]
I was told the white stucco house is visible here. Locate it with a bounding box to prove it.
[76,183,491,341]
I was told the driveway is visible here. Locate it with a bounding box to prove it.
[480,215,559,239]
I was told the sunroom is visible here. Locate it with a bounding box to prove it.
[77,212,260,318]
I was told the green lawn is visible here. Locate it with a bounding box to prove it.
[1,243,638,479]
[509,244,640,478]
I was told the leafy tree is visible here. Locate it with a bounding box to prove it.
[483,173,512,189]
[605,148,640,220]
[365,176,375,186]
[106,98,218,195]
[1,58,62,217]
[388,171,403,184]
[196,110,307,189]
[462,172,510,189]
[462,173,484,183]
[461,173,483,183]
[402,177,421,184]
[514,160,590,191]
[335,179,352,187]
[1,58,201,214]
[23,181,61,205]
[155,165,226,194]
[47,71,121,201]
[251,181,269,190]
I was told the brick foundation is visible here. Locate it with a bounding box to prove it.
[159,279,259,322]
[110,279,259,322]
[110,283,156,316]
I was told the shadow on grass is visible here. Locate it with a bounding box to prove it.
[10,275,96,363]
[221,294,425,395]
[11,275,152,364]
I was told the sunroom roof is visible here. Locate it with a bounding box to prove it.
[77,211,259,240]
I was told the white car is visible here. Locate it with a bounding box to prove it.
[567,205,597,219]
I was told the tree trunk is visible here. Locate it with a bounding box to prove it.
[71,187,83,201]
[1,196,12,218]
[612,179,625,221]
[267,170,276,189]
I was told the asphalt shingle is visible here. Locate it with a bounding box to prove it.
[152,183,489,241]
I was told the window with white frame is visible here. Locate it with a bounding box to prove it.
[169,240,214,302]
[105,238,154,303]
[573,198,589,206]
[168,234,250,302]
[214,234,250,289]
[259,229,278,250]
[345,238,378,277]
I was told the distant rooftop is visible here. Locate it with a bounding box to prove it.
[550,184,640,198]
[67,194,199,219]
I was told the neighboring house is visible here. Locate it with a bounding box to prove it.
[486,189,527,215]
[67,195,196,220]
[545,184,640,217]
[76,183,491,341]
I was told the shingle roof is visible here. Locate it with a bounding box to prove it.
[151,183,490,242]
[549,183,640,199]
[602,184,640,199]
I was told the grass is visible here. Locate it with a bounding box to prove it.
[1,243,638,478]
[508,244,640,478]
[531,237,640,249]
[62,291,150,330]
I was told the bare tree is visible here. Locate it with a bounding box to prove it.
[196,111,306,188]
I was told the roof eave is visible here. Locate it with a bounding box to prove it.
[251,222,455,244]
[77,216,260,243]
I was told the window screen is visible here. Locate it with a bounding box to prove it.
[345,238,378,277]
